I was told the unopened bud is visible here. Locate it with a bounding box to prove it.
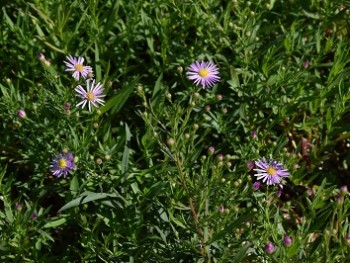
[167,138,175,146]
[283,235,292,247]
[208,146,215,155]
[18,108,26,118]
[265,242,275,254]
[341,185,348,196]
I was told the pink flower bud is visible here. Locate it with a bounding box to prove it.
[265,242,275,254]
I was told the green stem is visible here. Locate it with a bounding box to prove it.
[175,154,210,262]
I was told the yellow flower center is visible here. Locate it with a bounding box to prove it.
[199,68,209,78]
[74,64,84,72]
[87,92,95,101]
[58,158,67,169]
[267,166,277,175]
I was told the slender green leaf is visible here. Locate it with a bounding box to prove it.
[43,218,67,228]
[234,243,251,262]
[121,123,131,174]
[99,77,138,114]
[58,192,117,212]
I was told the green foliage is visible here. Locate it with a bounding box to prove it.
[1,0,350,261]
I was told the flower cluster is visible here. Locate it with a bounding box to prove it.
[264,235,293,255]
[64,55,105,113]
[49,54,107,178]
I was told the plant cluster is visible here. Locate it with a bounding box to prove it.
[1,0,350,262]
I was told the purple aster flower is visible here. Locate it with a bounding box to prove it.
[283,235,292,247]
[253,158,289,187]
[265,241,275,254]
[50,152,76,178]
[75,79,106,112]
[64,55,93,81]
[186,61,220,89]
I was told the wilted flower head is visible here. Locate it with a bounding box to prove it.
[303,60,310,69]
[50,152,76,178]
[335,194,343,203]
[253,158,289,187]
[64,102,71,110]
[75,79,106,112]
[276,188,283,197]
[301,137,312,156]
[186,61,220,89]
[64,55,93,81]
[251,130,258,138]
[246,161,255,170]
[307,188,314,197]
[31,212,38,220]
[18,108,26,118]
[265,242,275,254]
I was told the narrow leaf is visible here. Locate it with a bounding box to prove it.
[58,192,117,212]
[43,218,67,228]
[99,78,138,114]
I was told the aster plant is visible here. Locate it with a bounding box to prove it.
[253,158,290,187]
[75,79,106,112]
[186,61,220,89]
[50,152,76,178]
[64,55,93,81]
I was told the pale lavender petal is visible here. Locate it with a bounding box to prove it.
[253,157,290,187]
